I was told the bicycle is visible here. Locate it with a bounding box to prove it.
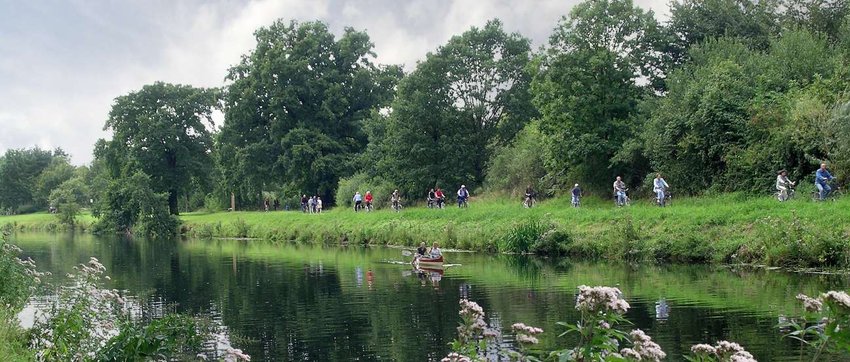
[811,181,842,202]
[457,196,469,208]
[775,188,795,202]
[365,202,373,212]
[392,200,403,212]
[614,189,630,207]
[655,190,672,207]
[523,195,535,208]
[571,195,581,207]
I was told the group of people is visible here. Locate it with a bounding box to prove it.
[606,173,671,207]
[412,241,442,262]
[263,198,281,211]
[300,195,323,213]
[352,191,374,212]
[776,163,837,201]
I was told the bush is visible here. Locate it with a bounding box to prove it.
[531,229,572,256]
[97,314,211,361]
[499,218,551,254]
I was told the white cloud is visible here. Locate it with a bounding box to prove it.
[0,0,668,165]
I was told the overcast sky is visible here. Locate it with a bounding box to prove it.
[0,0,668,165]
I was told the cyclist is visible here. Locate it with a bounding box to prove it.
[435,188,445,208]
[775,170,795,201]
[300,194,308,213]
[524,185,536,208]
[427,188,437,208]
[613,176,627,207]
[353,191,363,211]
[815,163,835,200]
[571,183,582,207]
[653,173,669,206]
[391,190,401,211]
[457,185,470,208]
[364,191,374,211]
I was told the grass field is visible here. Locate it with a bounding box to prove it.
[3,193,850,267]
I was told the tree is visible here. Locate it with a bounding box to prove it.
[532,0,660,192]
[783,0,850,42]
[219,20,401,206]
[35,153,75,208]
[376,19,536,196]
[667,0,782,63]
[48,177,89,226]
[0,147,61,212]
[99,82,219,215]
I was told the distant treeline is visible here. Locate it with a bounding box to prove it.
[3,0,850,236]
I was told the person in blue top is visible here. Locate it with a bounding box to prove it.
[815,163,835,200]
[571,184,582,207]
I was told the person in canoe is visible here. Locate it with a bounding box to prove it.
[411,242,428,264]
[429,242,442,259]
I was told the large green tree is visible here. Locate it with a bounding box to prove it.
[0,147,66,212]
[375,19,536,197]
[98,82,219,215]
[533,0,662,193]
[219,20,401,206]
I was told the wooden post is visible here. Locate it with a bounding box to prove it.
[230,192,236,212]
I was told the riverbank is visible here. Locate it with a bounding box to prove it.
[179,194,850,267]
[3,194,849,267]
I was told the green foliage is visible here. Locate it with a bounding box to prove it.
[98,314,210,361]
[485,121,549,196]
[49,177,89,226]
[98,82,219,215]
[500,218,550,254]
[375,19,536,197]
[0,147,71,213]
[93,172,179,238]
[219,20,402,206]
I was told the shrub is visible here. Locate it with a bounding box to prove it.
[499,218,550,254]
[531,229,572,256]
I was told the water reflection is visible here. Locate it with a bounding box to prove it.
[11,232,850,361]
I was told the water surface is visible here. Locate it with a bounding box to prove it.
[11,232,850,361]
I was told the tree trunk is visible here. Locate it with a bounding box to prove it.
[169,190,179,215]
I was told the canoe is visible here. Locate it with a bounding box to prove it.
[415,255,444,267]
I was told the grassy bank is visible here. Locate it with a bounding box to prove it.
[3,194,850,267]
[180,194,850,267]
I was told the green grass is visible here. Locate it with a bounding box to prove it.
[0,212,95,233]
[0,309,32,362]
[179,193,850,266]
[3,194,850,266]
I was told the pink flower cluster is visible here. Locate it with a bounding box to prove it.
[458,299,488,336]
[511,322,543,345]
[224,347,251,361]
[690,341,756,362]
[575,285,630,314]
[621,329,665,361]
[822,291,850,310]
[796,293,823,313]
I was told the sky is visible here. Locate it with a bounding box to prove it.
[0,0,668,165]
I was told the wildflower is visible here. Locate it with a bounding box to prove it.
[729,351,757,362]
[821,291,850,310]
[629,329,665,362]
[516,334,539,345]
[441,352,472,362]
[599,320,611,329]
[690,344,716,356]
[482,328,499,339]
[224,347,251,361]
[620,348,642,360]
[714,341,744,355]
[796,293,823,312]
[575,285,630,314]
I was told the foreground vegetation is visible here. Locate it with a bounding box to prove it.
[177,194,850,268]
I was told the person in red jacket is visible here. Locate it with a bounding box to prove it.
[434,188,445,208]
[364,190,374,211]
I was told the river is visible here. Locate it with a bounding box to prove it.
[10,232,850,361]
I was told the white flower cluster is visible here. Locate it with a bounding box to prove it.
[511,322,543,345]
[690,341,756,362]
[822,291,850,310]
[575,285,630,314]
[796,293,823,313]
[620,329,665,362]
[224,347,252,361]
[441,352,472,362]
